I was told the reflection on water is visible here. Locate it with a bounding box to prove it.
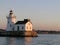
[6,37,16,45]
[25,37,32,45]
[6,37,32,45]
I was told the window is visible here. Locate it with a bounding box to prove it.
[17,26,19,31]
[22,26,23,29]
[10,24,12,27]
[27,27,28,29]
[28,23,30,25]
[30,27,31,29]
[8,21,9,23]
[12,27,14,31]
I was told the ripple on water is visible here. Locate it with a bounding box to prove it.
[0,34,60,45]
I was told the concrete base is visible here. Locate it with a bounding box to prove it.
[0,31,38,37]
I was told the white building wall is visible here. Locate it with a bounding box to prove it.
[6,17,14,31]
[25,22,33,31]
[14,24,25,31]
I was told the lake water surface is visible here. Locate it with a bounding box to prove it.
[0,34,60,45]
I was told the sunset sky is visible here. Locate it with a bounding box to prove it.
[0,0,60,30]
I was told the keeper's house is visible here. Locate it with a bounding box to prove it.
[6,10,33,31]
[15,19,32,31]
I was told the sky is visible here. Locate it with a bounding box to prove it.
[0,0,60,30]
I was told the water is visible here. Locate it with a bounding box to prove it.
[0,34,60,45]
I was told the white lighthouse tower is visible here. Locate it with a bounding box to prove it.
[6,10,16,31]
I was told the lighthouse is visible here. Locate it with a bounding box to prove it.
[6,10,33,31]
[6,10,16,31]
